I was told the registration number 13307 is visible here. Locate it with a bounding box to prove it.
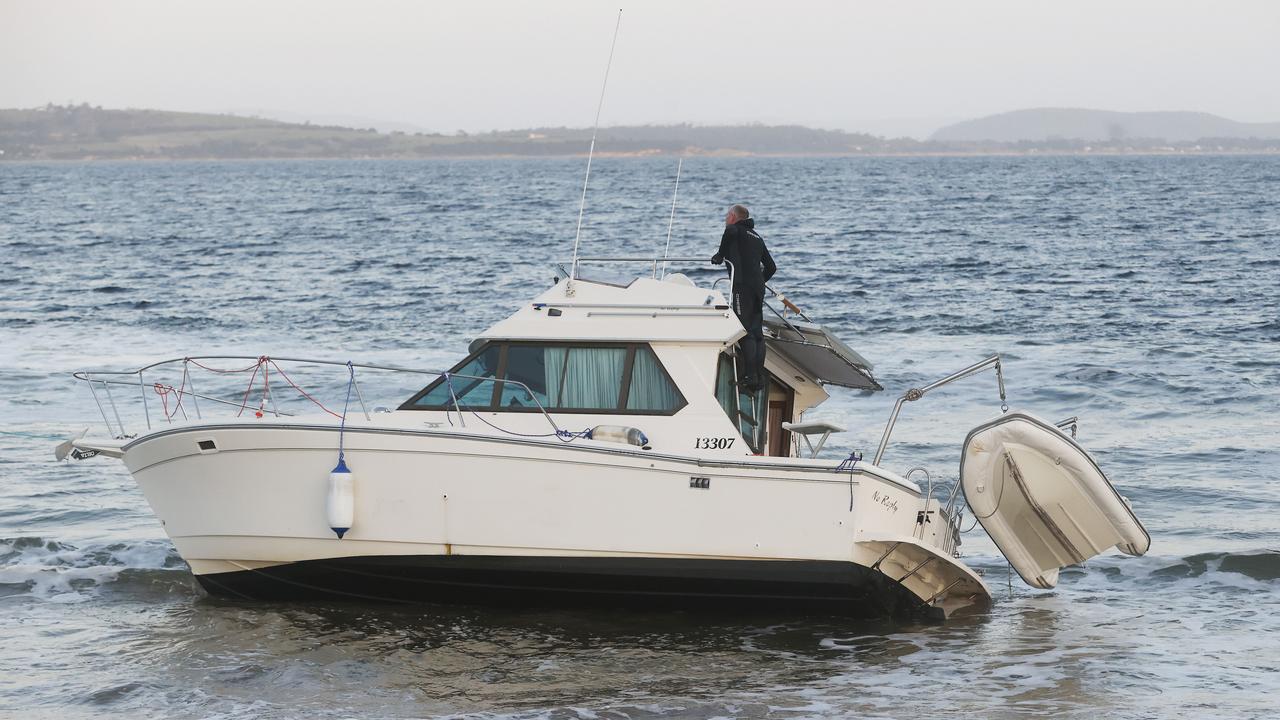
[695,437,736,450]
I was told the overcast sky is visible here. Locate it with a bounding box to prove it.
[4,0,1278,138]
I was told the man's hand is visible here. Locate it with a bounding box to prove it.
[711,254,724,265]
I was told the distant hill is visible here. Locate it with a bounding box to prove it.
[0,104,894,160]
[3,104,1278,160]
[931,108,1280,143]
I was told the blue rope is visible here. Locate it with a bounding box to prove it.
[463,405,591,443]
[442,372,457,427]
[837,450,862,511]
[336,361,355,470]
[836,451,862,473]
[556,428,593,442]
[440,370,590,443]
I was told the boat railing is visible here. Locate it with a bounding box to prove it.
[562,257,820,330]
[564,256,735,295]
[906,466,965,557]
[761,282,817,342]
[563,257,823,341]
[72,356,563,440]
[874,355,1009,470]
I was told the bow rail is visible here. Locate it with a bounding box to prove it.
[73,355,560,440]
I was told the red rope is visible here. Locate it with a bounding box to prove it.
[259,360,271,417]
[186,357,264,374]
[153,382,180,419]
[236,359,264,417]
[183,356,342,419]
[173,364,188,419]
[267,359,341,418]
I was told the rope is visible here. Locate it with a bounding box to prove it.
[439,373,588,443]
[555,429,592,443]
[337,362,355,463]
[972,452,1011,520]
[266,359,341,418]
[184,356,340,419]
[153,383,177,419]
[151,363,190,421]
[463,406,590,443]
[236,359,263,417]
[261,359,271,416]
[442,372,460,427]
[186,357,265,374]
[836,451,862,511]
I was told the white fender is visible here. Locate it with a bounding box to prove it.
[326,458,355,539]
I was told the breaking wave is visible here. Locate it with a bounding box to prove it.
[961,548,1280,596]
[0,536,190,603]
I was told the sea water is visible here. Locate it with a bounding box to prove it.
[1,156,1277,718]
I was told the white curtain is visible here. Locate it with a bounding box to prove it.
[558,347,625,409]
[627,347,681,411]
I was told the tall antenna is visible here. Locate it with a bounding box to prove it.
[569,8,623,284]
[659,157,683,279]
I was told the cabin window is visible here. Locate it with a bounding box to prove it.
[715,353,769,454]
[409,344,501,409]
[715,354,737,420]
[499,344,552,408]
[626,346,683,411]
[401,342,685,415]
[554,347,627,409]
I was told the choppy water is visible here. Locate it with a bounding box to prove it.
[1,156,1278,719]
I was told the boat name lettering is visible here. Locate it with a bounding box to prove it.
[872,491,899,513]
[695,437,735,450]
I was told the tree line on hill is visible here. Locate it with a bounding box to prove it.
[2,104,1277,160]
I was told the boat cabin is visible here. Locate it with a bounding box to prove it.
[399,269,880,458]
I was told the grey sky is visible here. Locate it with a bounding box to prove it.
[4,0,1277,137]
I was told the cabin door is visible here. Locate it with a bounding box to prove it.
[765,379,794,457]
[715,354,795,456]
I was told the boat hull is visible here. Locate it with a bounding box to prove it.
[122,421,990,619]
[194,554,938,618]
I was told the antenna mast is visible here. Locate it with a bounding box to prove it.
[568,9,623,285]
[659,157,683,279]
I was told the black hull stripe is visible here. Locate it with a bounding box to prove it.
[194,555,944,621]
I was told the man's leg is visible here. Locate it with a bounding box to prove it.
[739,288,766,391]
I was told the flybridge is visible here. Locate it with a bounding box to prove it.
[516,256,882,392]
[485,260,743,344]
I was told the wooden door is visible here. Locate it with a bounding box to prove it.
[765,378,794,457]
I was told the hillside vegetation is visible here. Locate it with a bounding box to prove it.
[3,104,1278,160]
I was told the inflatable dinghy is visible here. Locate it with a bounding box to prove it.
[961,412,1150,589]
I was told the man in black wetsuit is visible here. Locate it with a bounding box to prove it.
[711,204,776,392]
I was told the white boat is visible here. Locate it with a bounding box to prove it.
[59,258,1148,620]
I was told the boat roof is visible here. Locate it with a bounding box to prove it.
[478,273,880,391]
[479,275,745,344]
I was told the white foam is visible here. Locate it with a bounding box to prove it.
[0,536,182,602]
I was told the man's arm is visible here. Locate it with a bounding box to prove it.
[761,243,777,282]
[711,226,733,264]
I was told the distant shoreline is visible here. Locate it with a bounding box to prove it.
[5,104,1278,162]
[5,149,1278,163]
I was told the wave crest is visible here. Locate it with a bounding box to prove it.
[0,536,188,603]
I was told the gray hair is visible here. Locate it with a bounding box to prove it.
[729,204,750,220]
